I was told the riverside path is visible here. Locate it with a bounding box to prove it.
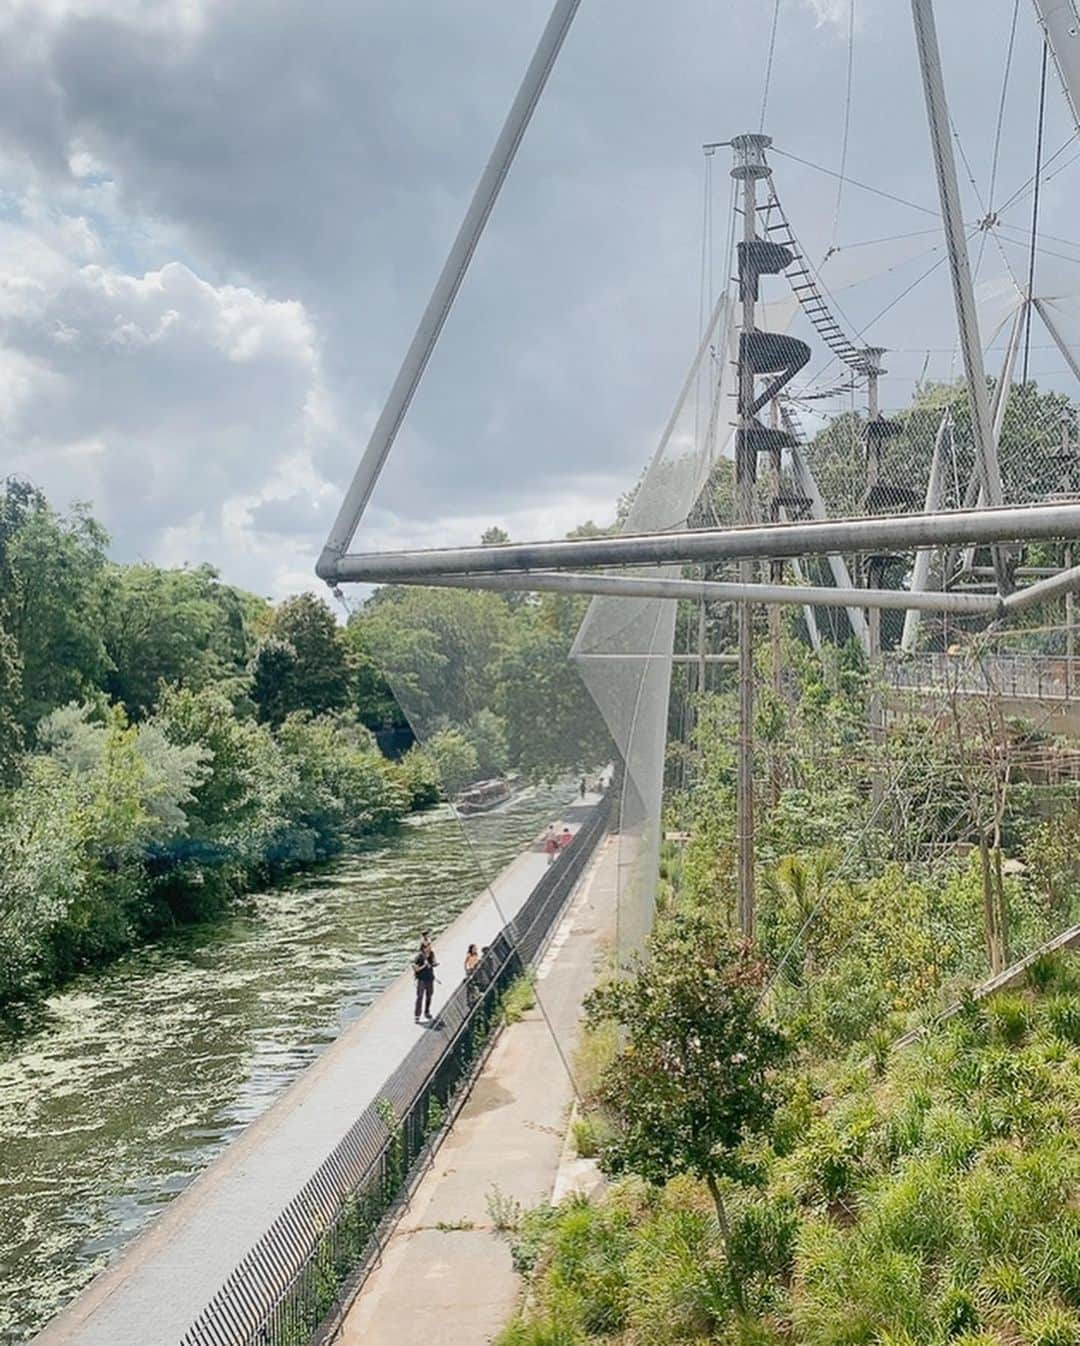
[32,789,606,1346]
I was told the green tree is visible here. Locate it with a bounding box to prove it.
[0,483,110,730]
[586,913,788,1298]
[497,595,611,778]
[349,587,510,730]
[465,708,510,778]
[252,593,350,724]
[99,563,263,719]
[250,637,302,728]
[0,624,22,781]
[481,525,510,545]
[427,727,480,796]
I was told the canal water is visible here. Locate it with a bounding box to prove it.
[0,784,574,1343]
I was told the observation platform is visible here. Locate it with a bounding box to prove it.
[33,790,607,1346]
[886,653,1080,735]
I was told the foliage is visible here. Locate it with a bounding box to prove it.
[0,482,110,730]
[427,727,480,797]
[252,592,352,724]
[348,585,611,781]
[504,959,1080,1346]
[99,563,257,718]
[586,911,789,1251]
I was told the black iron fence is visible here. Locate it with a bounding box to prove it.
[181,793,611,1346]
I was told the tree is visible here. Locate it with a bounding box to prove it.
[255,593,351,722]
[0,624,22,781]
[250,637,302,728]
[586,913,788,1300]
[465,708,509,779]
[497,595,611,778]
[481,525,510,546]
[99,563,264,719]
[427,728,480,796]
[349,587,511,730]
[1,484,110,730]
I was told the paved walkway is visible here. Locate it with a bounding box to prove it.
[336,833,618,1346]
[35,794,603,1346]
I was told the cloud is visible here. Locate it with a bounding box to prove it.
[0,205,343,594]
[0,0,1069,600]
[801,0,854,28]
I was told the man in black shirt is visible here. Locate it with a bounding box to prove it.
[413,938,437,1023]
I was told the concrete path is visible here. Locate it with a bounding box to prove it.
[336,833,618,1346]
[35,794,603,1346]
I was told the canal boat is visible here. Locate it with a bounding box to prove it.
[455,777,514,815]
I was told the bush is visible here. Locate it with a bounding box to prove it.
[983,992,1031,1047]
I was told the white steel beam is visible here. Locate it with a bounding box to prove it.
[377,567,1002,614]
[911,0,1009,593]
[789,438,871,651]
[901,407,950,651]
[324,502,1080,583]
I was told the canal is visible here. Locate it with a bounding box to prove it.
[0,783,575,1343]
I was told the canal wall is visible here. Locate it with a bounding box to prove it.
[33,791,610,1346]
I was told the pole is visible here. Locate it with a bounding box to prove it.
[788,435,871,652]
[954,301,1026,578]
[404,567,1004,613]
[864,353,885,807]
[330,501,1080,582]
[733,134,764,941]
[1065,415,1075,698]
[911,0,1010,594]
[317,0,583,575]
[769,396,784,702]
[901,407,950,651]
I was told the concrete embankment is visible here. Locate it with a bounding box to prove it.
[33,793,605,1346]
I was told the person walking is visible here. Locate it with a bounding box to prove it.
[544,826,559,866]
[464,944,480,976]
[413,938,437,1023]
[580,777,587,798]
[559,826,573,851]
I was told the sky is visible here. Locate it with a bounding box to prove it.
[0,0,1077,600]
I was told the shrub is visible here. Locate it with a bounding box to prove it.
[983,992,1031,1047]
[1022,1304,1080,1346]
[1042,992,1080,1045]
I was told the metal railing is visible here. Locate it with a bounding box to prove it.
[180,793,611,1346]
[886,653,1079,702]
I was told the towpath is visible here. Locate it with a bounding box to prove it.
[34,794,602,1346]
[336,832,618,1346]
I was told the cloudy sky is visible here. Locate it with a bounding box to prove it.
[0,0,1077,598]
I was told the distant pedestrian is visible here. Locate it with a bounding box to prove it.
[413,940,437,1023]
[559,826,573,850]
[544,827,559,865]
[580,777,586,798]
[464,943,481,1008]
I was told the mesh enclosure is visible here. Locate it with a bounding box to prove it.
[571,293,737,961]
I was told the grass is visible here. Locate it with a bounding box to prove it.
[500,975,538,1026]
[498,954,1080,1346]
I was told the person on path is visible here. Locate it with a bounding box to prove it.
[580,777,586,798]
[559,826,573,851]
[413,939,437,1023]
[464,943,481,1008]
[544,826,559,866]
